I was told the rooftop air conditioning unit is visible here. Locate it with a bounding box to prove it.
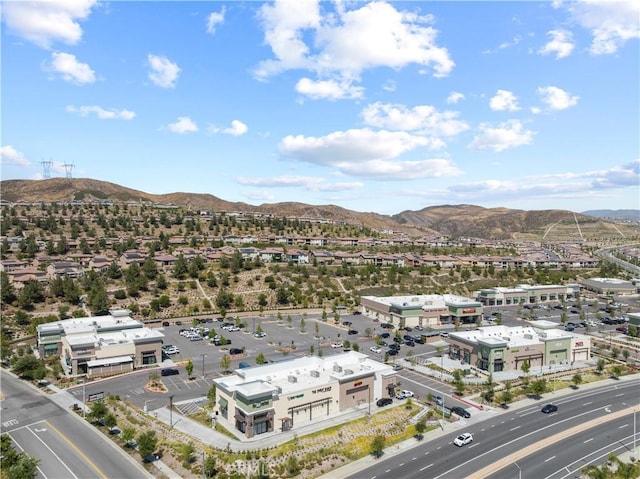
[344,369,354,375]
[288,375,297,383]
[333,365,343,372]
[310,370,320,378]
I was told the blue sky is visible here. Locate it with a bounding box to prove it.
[1,1,638,215]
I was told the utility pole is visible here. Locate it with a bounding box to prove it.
[82,378,86,420]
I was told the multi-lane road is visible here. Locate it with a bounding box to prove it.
[0,371,151,479]
[346,380,639,479]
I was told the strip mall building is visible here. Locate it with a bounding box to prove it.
[447,321,591,373]
[213,351,398,439]
[360,294,483,327]
[36,309,164,377]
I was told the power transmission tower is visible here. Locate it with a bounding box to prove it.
[40,159,53,179]
[63,163,75,179]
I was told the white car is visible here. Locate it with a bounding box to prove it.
[395,390,414,400]
[370,346,382,353]
[453,432,473,447]
[331,342,344,349]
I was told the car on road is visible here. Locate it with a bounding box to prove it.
[451,406,471,418]
[392,364,403,371]
[342,321,352,326]
[541,404,558,414]
[376,397,393,407]
[395,390,414,400]
[433,395,444,406]
[162,321,170,327]
[370,346,382,353]
[352,311,362,315]
[161,368,179,376]
[453,432,473,447]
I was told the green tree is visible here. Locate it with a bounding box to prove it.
[203,454,217,478]
[571,372,583,389]
[609,364,624,379]
[207,384,217,408]
[285,455,300,475]
[255,352,268,364]
[104,412,117,432]
[414,418,427,438]
[219,354,231,372]
[88,400,107,424]
[520,359,531,386]
[179,442,196,466]
[12,355,45,380]
[18,280,45,309]
[1,271,16,304]
[596,358,606,374]
[121,427,136,447]
[185,359,194,377]
[370,434,386,458]
[529,378,547,399]
[137,430,158,462]
[452,369,465,396]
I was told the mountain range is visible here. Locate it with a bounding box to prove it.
[1,178,636,241]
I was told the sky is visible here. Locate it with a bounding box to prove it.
[1,0,639,215]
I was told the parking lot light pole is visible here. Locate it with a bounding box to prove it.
[515,462,522,479]
[82,378,86,420]
[201,353,206,379]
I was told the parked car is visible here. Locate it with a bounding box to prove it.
[342,321,352,326]
[433,395,444,406]
[162,321,170,327]
[348,330,358,335]
[403,334,413,341]
[451,406,471,418]
[352,311,362,315]
[541,404,558,414]
[229,348,243,355]
[380,332,390,338]
[386,349,398,356]
[414,325,424,331]
[440,332,449,338]
[161,368,179,376]
[404,340,415,347]
[331,342,344,348]
[380,323,395,329]
[395,390,414,400]
[253,331,266,338]
[453,432,473,447]
[370,346,382,353]
[376,397,393,407]
[392,364,403,371]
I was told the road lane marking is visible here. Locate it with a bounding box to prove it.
[545,455,556,462]
[28,426,78,479]
[510,426,521,431]
[584,438,593,443]
[45,420,108,479]
[10,432,49,479]
[619,424,628,429]
[419,464,433,471]
[465,405,637,479]
[583,402,592,406]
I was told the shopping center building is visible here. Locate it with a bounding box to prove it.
[36,309,164,377]
[213,351,398,438]
[475,284,580,306]
[360,294,483,327]
[446,321,591,374]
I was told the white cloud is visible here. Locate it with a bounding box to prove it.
[66,105,135,120]
[446,91,465,104]
[564,0,639,55]
[147,54,180,88]
[254,0,454,93]
[361,102,469,137]
[206,7,226,34]
[235,175,364,192]
[295,77,364,100]
[209,120,248,136]
[499,35,522,49]
[2,0,97,49]
[489,90,519,112]
[468,120,535,152]
[0,145,30,166]
[538,29,575,59]
[47,52,95,84]
[278,128,460,180]
[243,190,276,202]
[167,117,198,134]
[536,86,579,110]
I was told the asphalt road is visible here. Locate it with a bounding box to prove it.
[345,379,640,479]
[0,371,151,479]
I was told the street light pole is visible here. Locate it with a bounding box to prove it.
[169,395,175,429]
[515,461,522,479]
[201,353,206,379]
[82,378,86,420]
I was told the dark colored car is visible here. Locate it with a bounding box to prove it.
[413,336,425,344]
[389,343,400,350]
[451,406,471,418]
[229,348,243,355]
[162,321,170,327]
[541,404,558,414]
[404,340,415,347]
[376,397,393,407]
[352,311,362,315]
[161,368,179,376]
[381,323,395,329]
[403,334,413,341]
[386,349,398,356]
[380,332,390,338]
[342,321,352,326]
[348,329,358,335]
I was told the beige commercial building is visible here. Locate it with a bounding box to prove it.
[213,351,398,439]
[37,309,164,377]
